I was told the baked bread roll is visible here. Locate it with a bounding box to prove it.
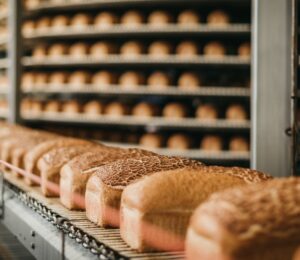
[44,100,61,113]
[0,99,7,112]
[35,72,48,85]
[38,144,103,197]
[176,41,198,57]
[120,10,144,26]
[89,41,115,58]
[147,71,171,90]
[49,71,69,86]
[200,135,223,151]
[32,44,47,59]
[22,72,36,90]
[22,20,35,35]
[83,100,104,116]
[69,42,89,58]
[69,70,91,86]
[203,41,226,57]
[30,100,44,115]
[94,12,118,28]
[104,102,129,117]
[132,102,158,117]
[23,0,40,9]
[178,72,201,90]
[177,10,200,25]
[91,71,117,88]
[119,71,145,89]
[36,17,51,31]
[163,102,188,118]
[167,134,190,150]
[24,138,93,185]
[60,148,155,210]
[48,43,68,58]
[20,99,32,113]
[186,177,299,260]
[120,41,144,58]
[207,10,230,26]
[62,100,81,115]
[238,42,251,57]
[71,13,92,28]
[148,41,172,57]
[86,156,203,227]
[195,104,218,120]
[51,15,69,29]
[226,104,247,121]
[121,166,271,252]
[0,74,7,88]
[139,133,163,148]
[148,10,173,26]
[229,136,249,152]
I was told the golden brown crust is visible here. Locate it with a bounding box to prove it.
[189,177,299,259]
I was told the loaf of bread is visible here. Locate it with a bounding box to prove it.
[176,41,198,57]
[200,135,223,151]
[35,72,48,85]
[71,13,92,28]
[69,70,91,86]
[121,166,271,252]
[229,136,249,152]
[51,15,69,29]
[36,17,51,31]
[195,104,218,120]
[44,100,61,113]
[186,177,299,260]
[119,71,145,90]
[62,100,81,115]
[94,12,118,28]
[167,134,191,150]
[69,42,89,58]
[49,72,69,86]
[148,10,173,26]
[104,102,129,117]
[30,100,44,115]
[163,102,188,118]
[207,10,230,26]
[83,100,104,116]
[147,71,171,89]
[226,104,247,121]
[22,20,35,35]
[120,41,144,58]
[32,44,47,59]
[90,41,116,58]
[204,41,226,57]
[177,10,200,25]
[37,144,104,196]
[120,10,144,26]
[91,71,117,88]
[23,138,93,185]
[22,72,36,90]
[238,42,251,57]
[60,148,155,210]
[148,41,172,57]
[139,133,164,148]
[86,156,203,227]
[48,43,68,58]
[178,72,201,90]
[132,102,158,117]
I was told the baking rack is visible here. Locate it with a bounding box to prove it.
[0,161,185,260]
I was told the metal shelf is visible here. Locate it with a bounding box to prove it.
[0,58,8,69]
[23,24,251,40]
[24,0,250,14]
[22,113,250,130]
[103,141,250,161]
[22,55,250,68]
[23,85,250,98]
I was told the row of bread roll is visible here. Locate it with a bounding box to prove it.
[2,123,282,255]
[31,41,250,59]
[21,99,248,120]
[140,133,249,152]
[23,9,232,34]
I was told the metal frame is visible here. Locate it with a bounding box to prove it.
[251,0,294,177]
